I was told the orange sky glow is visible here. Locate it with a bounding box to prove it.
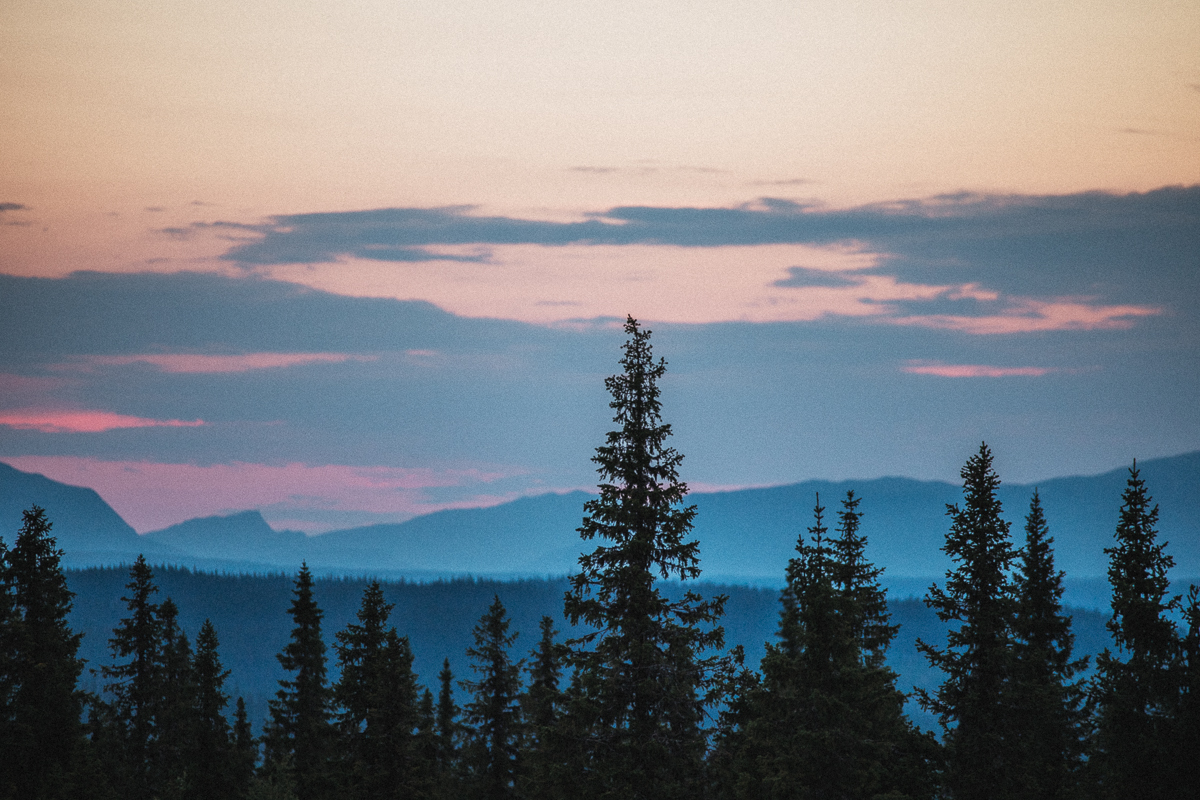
[1,0,1198,531]
[3,0,1198,326]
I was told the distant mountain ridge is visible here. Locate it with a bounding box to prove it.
[3,453,1198,590]
[146,510,309,563]
[0,462,172,562]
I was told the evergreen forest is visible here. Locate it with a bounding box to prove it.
[1,317,1197,799]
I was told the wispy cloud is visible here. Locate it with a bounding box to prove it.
[567,163,728,177]
[902,361,1057,378]
[220,187,1199,264]
[75,352,377,374]
[893,298,1160,335]
[0,202,30,226]
[748,178,814,187]
[212,187,1196,331]
[0,410,205,433]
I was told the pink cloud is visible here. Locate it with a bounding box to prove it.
[78,352,375,374]
[893,298,1161,335]
[0,457,528,532]
[0,410,205,433]
[902,362,1056,378]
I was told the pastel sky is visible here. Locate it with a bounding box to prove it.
[1,1,1198,533]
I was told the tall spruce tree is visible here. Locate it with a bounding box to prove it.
[103,555,165,800]
[189,619,238,800]
[713,493,936,800]
[563,316,731,800]
[461,595,524,800]
[917,442,1019,800]
[0,506,86,800]
[1010,491,1087,799]
[1090,463,1181,799]
[333,581,426,799]
[264,564,333,800]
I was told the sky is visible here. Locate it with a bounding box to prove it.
[1,0,1198,534]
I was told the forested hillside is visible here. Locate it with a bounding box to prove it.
[64,564,1113,734]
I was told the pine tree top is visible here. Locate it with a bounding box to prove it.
[930,442,1015,625]
[1104,461,1178,659]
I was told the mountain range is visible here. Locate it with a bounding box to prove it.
[3,453,1198,605]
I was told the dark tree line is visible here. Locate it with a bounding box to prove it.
[2,318,1197,799]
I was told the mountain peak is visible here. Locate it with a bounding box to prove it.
[145,509,274,538]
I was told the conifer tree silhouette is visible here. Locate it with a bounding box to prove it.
[102,555,164,800]
[0,507,86,800]
[520,616,568,800]
[434,657,463,799]
[831,491,899,666]
[333,580,425,798]
[232,696,257,796]
[263,563,333,800]
[1010,492,1087,799]
[917,443,1019,800]
[563,316,732,800]
[462,595,523,800]
[1090,463,1181,799]
[458,594,525,800]
[155,598,194,794]
[713,493,937,800]
[189,619,238,800]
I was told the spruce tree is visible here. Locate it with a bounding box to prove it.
[828,491,938,799]
[103,555,165,800]
[0,506,87,800]
[264,564,333,800]
[434,657,463,799]
[333,581,425,799]
[917,442,1019,800]
[232,696,258,796]
[831,490,898,666]
[1090,463,1181,799]
[189,619,236,800]
[563,316,731,800]
[714,493,936,800]
[1010,491,1087,799]
[155,598,195,795]
[461,595,523,800]
[416,688,441,798]
[520,616,568,800]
